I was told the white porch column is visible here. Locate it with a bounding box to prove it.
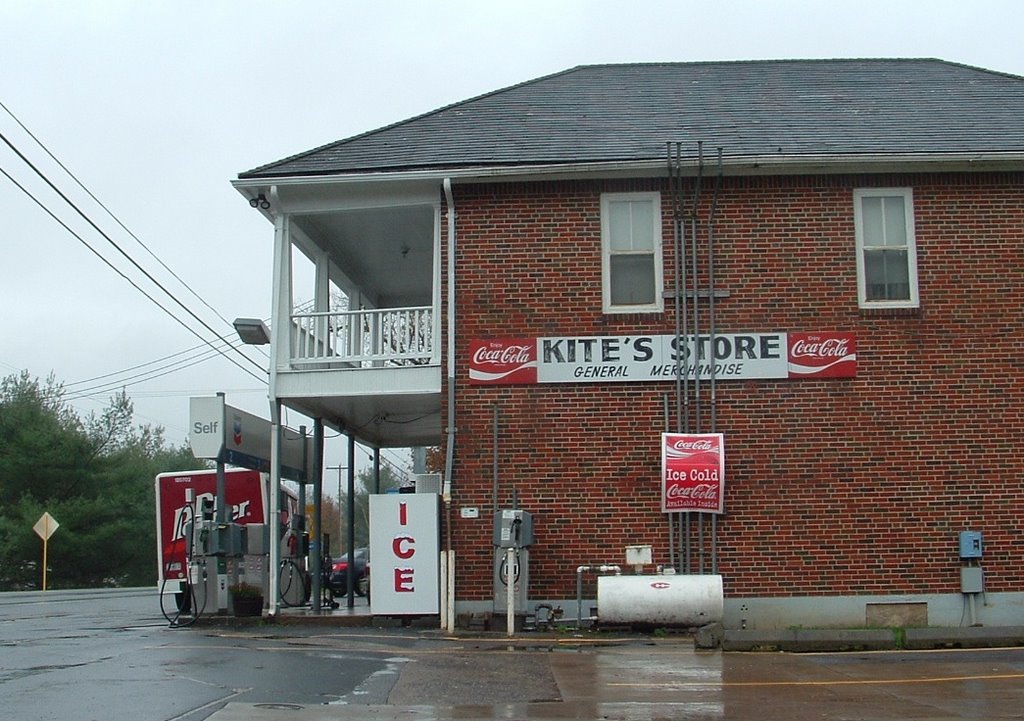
[267,198,290,616]
[268,399,282,616]
[270,209,292,378]
[313,244,331,350]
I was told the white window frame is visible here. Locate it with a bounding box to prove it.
[853,188,920,309]
[600,192,664,314]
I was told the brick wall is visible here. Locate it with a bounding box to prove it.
[443,173,1024,602]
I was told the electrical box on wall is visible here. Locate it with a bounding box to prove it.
[961,566,984,593]
[493,509,534,548]
[959,531,983,559]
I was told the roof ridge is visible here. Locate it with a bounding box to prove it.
[566,57,1024,81]
[572,57,945,69]
[932,58,1024,81]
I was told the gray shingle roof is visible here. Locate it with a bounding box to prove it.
[238,59,1024,179]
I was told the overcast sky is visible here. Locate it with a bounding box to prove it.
[2,0,1022,474]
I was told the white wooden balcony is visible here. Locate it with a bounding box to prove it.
[290,306,436,368]
[272,304,441,448]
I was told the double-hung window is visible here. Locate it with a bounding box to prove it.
[601,192,664,313]
[853,188,919,308]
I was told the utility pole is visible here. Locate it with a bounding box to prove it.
[325,465,347,554]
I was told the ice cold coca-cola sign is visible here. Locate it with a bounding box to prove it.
[662,433,725,514]
[469,332,855,384]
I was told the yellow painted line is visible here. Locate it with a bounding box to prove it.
[611,672,1024,688]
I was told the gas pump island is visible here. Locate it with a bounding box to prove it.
[156,396,315,621]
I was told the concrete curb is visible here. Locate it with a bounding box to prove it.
[723,628,895,652]
[193,611,1024,654]
[723,626,1024,652]
[903,625,1024,650]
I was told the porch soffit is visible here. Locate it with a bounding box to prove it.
[294,204,435,308]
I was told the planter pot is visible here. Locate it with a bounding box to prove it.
[232,597,264,617]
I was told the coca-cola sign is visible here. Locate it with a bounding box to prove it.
[468,338,537,384]
[787,332,857,378]
[662,433,725,514]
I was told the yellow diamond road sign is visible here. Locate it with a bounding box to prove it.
[33,512,59,541]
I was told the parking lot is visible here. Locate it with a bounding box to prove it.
[3,588,1024,720]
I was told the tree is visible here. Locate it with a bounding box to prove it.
[425,446,445,474]
[316,460,407,554]
[0,372,199,590]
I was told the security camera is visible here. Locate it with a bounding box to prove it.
[249,193,271,210]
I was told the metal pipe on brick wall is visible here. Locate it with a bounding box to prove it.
[708,147,723,433]
[663,394,674,571]
[576,565,622,627]
[691,141,703,434]
[442,177,457,631]
[708,148,724,575]
[668,142,685,434]
[668,142,690,574]
[492,404,499,511]
[443,177,457,499]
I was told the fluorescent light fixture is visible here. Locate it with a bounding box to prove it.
[233,317,271,345]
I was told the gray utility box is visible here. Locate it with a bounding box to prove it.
[961,566,984,594]
[492,509,533,548]
[492,509,533,613]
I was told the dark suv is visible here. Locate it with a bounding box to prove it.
[329,546,369,597]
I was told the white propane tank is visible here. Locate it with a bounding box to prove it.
[597,574,723,626]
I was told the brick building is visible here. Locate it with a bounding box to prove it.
[235,60,1024,628]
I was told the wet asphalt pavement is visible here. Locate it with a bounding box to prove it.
[3,588,1024,720]
[216,639,1024,720]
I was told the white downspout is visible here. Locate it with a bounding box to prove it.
[442,177,456,632]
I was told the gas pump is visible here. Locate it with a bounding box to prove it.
[156,468,282,626]
[278,508,311,607]
[493,509,534,628]
[160,488,205,625]
[184,495,248,615]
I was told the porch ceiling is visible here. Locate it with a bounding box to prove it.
[281,391,442,450]
[296,205,434,308]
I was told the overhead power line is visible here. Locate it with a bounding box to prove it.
[64,344,233,401]
[0,128,269,382]
[65,338,235,388]
[0,163,267,385]
[64,315,272,398]
[0,99,264,356]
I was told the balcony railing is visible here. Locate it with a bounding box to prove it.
[289,306,435,368]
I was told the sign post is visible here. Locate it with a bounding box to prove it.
[33,512,60,591]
